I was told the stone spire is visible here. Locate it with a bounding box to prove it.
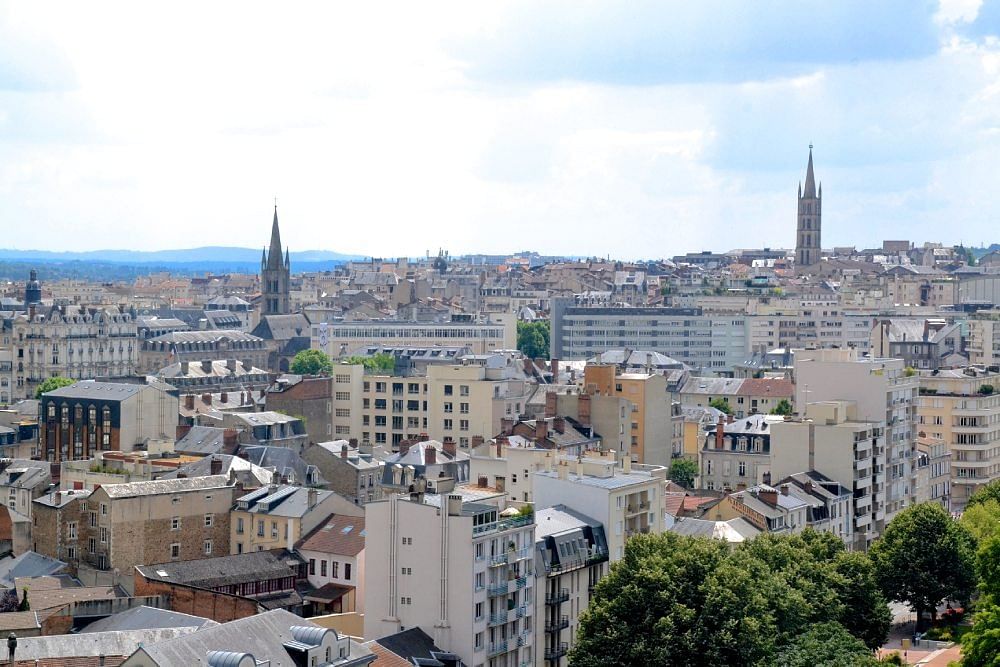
[266,206,283,270]
[803,145,816,199]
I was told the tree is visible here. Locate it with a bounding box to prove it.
[770,399,793,416]
[968,479,1000,509]
[17,588,28,611]
[980,384,995,396]
[668,459,698,489]
[516,321,549,359]
[869,503,977,631]
[35,376,75,398]
[960,498,1000,544]
[962,598,1000,667]
[709,397,732,415]
[366,352,396,372]
[290,349,333,376]
[773,622,880,667]
[831,551,892,650]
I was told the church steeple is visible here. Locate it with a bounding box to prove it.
[803,145,816,198]
[795,146,822,270]
[266,206,284,270]
[261,205,291,315]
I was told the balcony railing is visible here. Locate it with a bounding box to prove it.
[545,643,569,661]
[473,513,534,536]
[487,641,509,657]
[545,615,570,633]
[489,611,508,626]
[488,581,509,596]
[545,588,569,605]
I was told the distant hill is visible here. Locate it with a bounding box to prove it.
[0,246,364,264]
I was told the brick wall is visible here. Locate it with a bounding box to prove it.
[133,575,258,623]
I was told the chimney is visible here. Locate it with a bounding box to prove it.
[470,435,484,451]
[553,417,565,434]
[557,460,568,480]
[349,438,358,448]
[201,359,212,374]
[522,358,533,375]
[223,428,239,453]
[623,456,632,474]
[500,418,515,435]
[176,423,192,441]
[758,486,778,506]
[780,483,790,496]
[645,352,653,374]
[201,393,212,405]
[804,480,814,495]
[545,391,558,418]
[443,438,457,458]
[551,358,559,383]
[220,391,228,404]
[477,474,488,488]
[341,444,349,459]
[727,413,735,424]
[244,359,253,373]
[54,491,61,505]
[307,487,318,509]
[578,393,591,426]
[715,417,725,449]
[425,446,437,465]
[535,420,548,441]
[184,395,195,410]
[399,441,412,456]
[210,456,222,475]
[417,433,430,443]
[180,361,189,375]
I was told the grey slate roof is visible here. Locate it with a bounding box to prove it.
[81,605,218,633]
[239,446,324,487]
[99,475,232,498]
[10,627,198,660]
[0,552,66,587]
[136,549,304,589]
[43,381,144,400]
[175,426,229,455]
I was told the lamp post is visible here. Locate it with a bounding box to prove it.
[7,632,16,667]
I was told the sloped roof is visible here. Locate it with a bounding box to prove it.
[297,515,366,556]
[81,605,217,634]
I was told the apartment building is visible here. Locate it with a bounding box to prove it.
[364,484,536,667]
[138,329,268,374]
[678,376,794,419]
[534,505,609,667]
[313,313,517,357]
[916,367,1000,508]
[266,375,335,445]
[793,348,918,525]
[331,353,533,449]
[302,440,383,506]
[699,414,782,492]
[7,305,138,401]
[67,475,236,574]
[297,514,366,614]
[915,434,952,509]
[550,302,749,373]
[745,309,874,354]
[770,401,884,549]
[230,484,362,555]
[967,310,1000,366]
[581,365,676,466]
[533,454,666,562]
[869,318,965,370]
[39,381,179,463]
[31,488,91,566]
[712,484,810,535]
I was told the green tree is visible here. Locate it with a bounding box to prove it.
[773,622,880,667]
[35,376,75,398]
[516,321,550,359]
[980,384,995,396]
[709,397,732,415]
[968,479,1000,509]
[960,499,1000,544]
[366,352,396,372]
[869,503,977,630]
[962,598,1000,667]
[831,551,892,650]
[668,459,698,489]
[290,349,333,376]
[770,399,793,416]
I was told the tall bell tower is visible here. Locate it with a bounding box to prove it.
[795,146,822,269]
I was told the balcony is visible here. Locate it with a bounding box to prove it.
[489,611,508,626]
[473,513,534,536]
[487,641,509,658]
[545,615,570,633]
[546,588,569,605]
[488,581,509,596]
[545,643,569,661]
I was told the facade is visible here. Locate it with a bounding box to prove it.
[39,381,179,463]
[229,484,362,555]
[794,147,822,268]
[301,440,383,506]
[916,367,1000,509]
[793,348,918,527]
[156,358,269,392]
[261,207,292,317]
[967,310,1000,367]
[915,434,952,509]
[869,318,965,370]
[266,375,335,445]
[297,513,366,614]
[31,488,92,569]
[138,329,267,374]
[313,314,517,358]
[678,376,794,419]
[9,305,138,401]
[698,414,780,492]
[364,485,536,667]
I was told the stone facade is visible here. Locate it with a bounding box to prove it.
[266,375,334,445]
[795,147,822,269]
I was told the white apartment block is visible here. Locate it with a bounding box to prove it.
[313,314,517,358]
[793,349,918,527]
[533,455,666,562]
[967,311,1000,367]
[364,484,536,667]
[917,367,1000,509]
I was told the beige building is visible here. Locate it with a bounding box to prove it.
[916,434,952,509]
[314,313,517,358]
[331,352,533,450]
[364,484,536,667]
[916,367,1000,508]
[230,484,362,555]
[967,310,1000,366]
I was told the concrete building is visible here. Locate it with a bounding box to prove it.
[793,348,918,525]
[313,314,517,358]
[364,484,536,667]
[916,367,1000,509]
[533,454,666,562]
[303,440,383,506]
[869,318,965,370]
[230,484,362,555]
[138,330,268,375]
[916,433,952,509]
[297,514,366,614]
[967,310,1000,367]
[39,381,178,463]
[678,376,794,419]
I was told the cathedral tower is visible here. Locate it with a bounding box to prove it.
[261,206,291,316]
[795,146,822,268]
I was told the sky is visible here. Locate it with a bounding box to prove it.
[2,0,1000,259]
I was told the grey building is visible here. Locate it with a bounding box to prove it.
[302,440,383,505]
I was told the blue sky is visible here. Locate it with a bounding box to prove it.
[0,0,999,258]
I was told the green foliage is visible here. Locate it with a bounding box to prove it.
[960,499,1000,544]
[290,349,333,376]
[569,530,888,667]
[770,399,793,416]
[773,622,880,667]
[977,537,1000,600]
[341,353,395,373]
[35,376,75,398]
[88,464,126,475]
[869,503,977,629]
[967,479,1000,509]
[709,397,732,415]
[516,320,550,359]
[904,366,916,377]
[668,458,698,489]
[980,384,995,395]
[516,504,534,517]
[962,598,1000,667]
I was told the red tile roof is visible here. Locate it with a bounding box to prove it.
[736,378,794,398]
[296,514,365,556]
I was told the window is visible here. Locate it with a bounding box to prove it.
[88,538,96,554]
[203,540,213,555]
[236,517,244,534]
[443,419,453,430]
[171,517,180,530]
[90,512,96,527]
[309,559,316,575]
[738,461,746,477]
[331,561,339,578]
[460,385,469,396]
[460,402,469,414]
[100,503,108,516]
[271,521,278,538]
[170,543,180,559]
[68,522,77,539]
[444,385,453,396]
[444,402,453,413]
[100,527,108,543]
[320,560,327,577]
[460,419,469,431]
[67,546,76,560]
[344,563,352,580]
[335,392,351,400]
[204,514,213,527]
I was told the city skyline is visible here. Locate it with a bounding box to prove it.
[3,1,1000,259]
